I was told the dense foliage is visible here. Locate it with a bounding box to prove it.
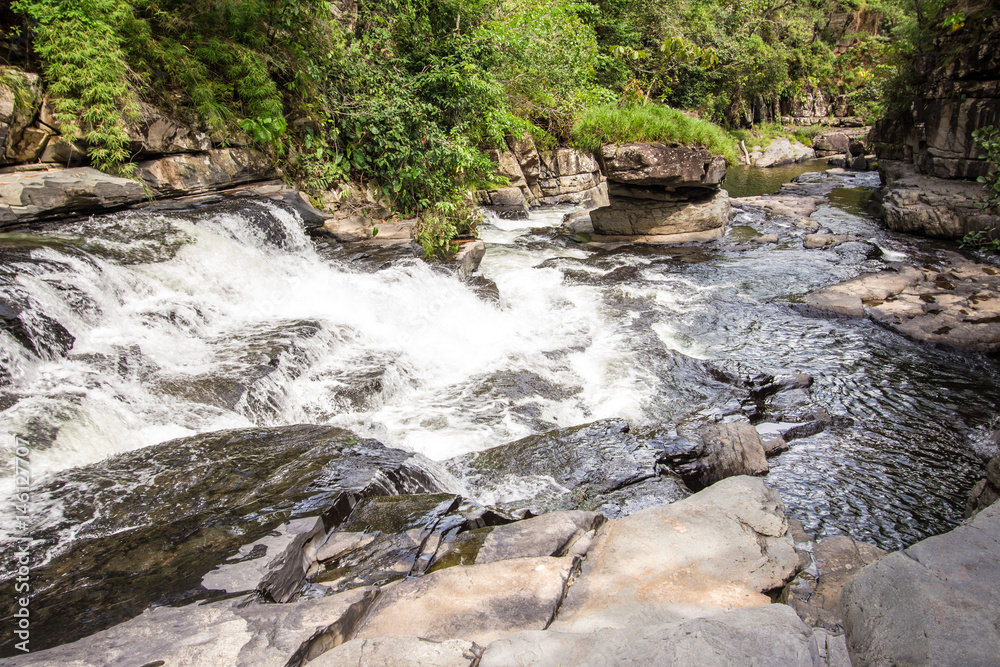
[2,0,927,250]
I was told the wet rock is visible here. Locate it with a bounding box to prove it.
[310,637,481,667]
[965,452,1000,518]
[0,296,75,359]
[0,425,444,651]
[454,238,485,278]
[783,534,886,632]
[842,502,1000,667]
[550,476,799,632]
[661,422,770,492]
[804,253,1000,353]
[1,588,378,667]
[753,233,779,244]
[482,605,833,667]
[804,233,851,249]
[352,556,576,646]
[136,148,274,197]
[0,166,148,228]
[446,418,689,517]
[303,494,512,597]
[734,194,822,228]
[847,154,869,171]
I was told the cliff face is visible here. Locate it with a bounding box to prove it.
[874,16,1000,180]
[871,7,1000,238]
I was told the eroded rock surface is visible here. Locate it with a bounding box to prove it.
[842,502,1000,667]
[803,252,1000,352]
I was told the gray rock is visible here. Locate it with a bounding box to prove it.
[551,476,799,632]
[753,137,815,168]
[753,233,780,244]
[483,604,824,667]
[136,148,274,197]
[309,637,481,667]
[3,588,378,667]
[590,189,730,238]
[663,422,770,491]
[813,132,850,154]
[455,239,486,278]
[598,142,726,190]
[444,510,604,565]
[126,102,211,157]
[352,556,576,646]
[0,166,148,227]
[842,502,1000,667]
[0,68,42,164]
[39,137,89,166]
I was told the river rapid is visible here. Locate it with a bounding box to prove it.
[1,166,998,576]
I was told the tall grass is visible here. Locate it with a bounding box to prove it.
[571,103,740,164]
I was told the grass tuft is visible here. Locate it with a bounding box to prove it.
[571,103,740,164]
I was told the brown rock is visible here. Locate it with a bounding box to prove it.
[590,189,729,239]
[136,148,274,197]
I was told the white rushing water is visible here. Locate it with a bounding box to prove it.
[0,201,659,488]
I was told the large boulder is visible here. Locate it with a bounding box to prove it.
[660,421,770,492]
[590,189,730,241]
[550,476,799,632]
[841,501,1000,666]
[966,451,1000,518]
[750,137,815,168]
[813,132,850,155]
[598,142,726,192]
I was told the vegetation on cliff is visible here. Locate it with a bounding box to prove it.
[1,0,925,250]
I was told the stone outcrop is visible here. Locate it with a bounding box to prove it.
[134,148,274,197]
[9,475,829,667]
[660,421,769,491]
[1,68,46,165]
[841,501,1000,666]
[874,160,998,238]
[0,166,149,227]
[870,6,1000,238]
[803,252,1000,353]
[478,135,608,218]
[589,142,729,244]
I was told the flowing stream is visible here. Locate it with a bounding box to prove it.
[2,169,999,564]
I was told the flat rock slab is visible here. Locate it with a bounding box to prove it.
[481,605,828,667]
[0,167,148,227]
[804,252,1000,352]
[842,502,1000,666]
[309,637,480,667]
[352,556,575,646]
[3,589,376,667]
[550,476,798,632]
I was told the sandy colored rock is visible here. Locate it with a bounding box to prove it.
[136,148,274,197]
[550,476,798,632]
[352,556,575,646]
[309,637,480,667]
[482,605,825,667]
[599,143,726,190]
[591,189,729,238]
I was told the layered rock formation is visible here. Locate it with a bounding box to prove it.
[871,9,1000,238]
[588,142,730,243]
[478,134,608,218]
[8,476,848,667]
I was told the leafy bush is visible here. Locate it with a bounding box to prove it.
[973,126,1000,212]
[572,103,740,164]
